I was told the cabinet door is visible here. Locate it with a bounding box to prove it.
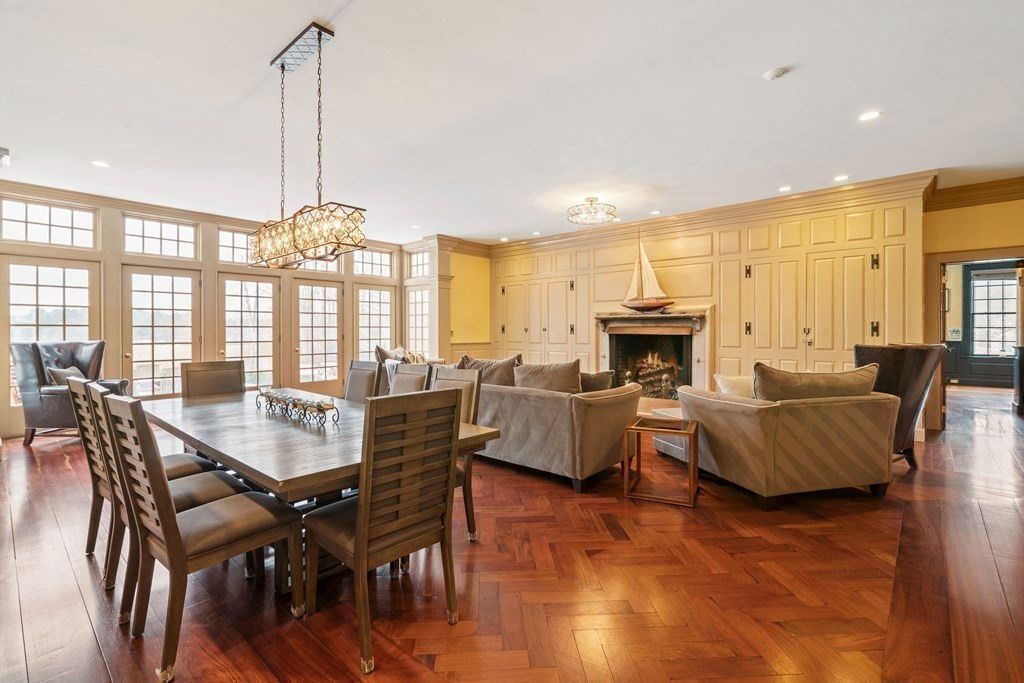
[572,275,593,370]
[544,279,571,362]
[744,256,806,372]
[503,283,526,359]
[528,282,543,346]
[718,259,745,375]
[806,249,874,372]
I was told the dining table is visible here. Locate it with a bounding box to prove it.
[143,390,500,503]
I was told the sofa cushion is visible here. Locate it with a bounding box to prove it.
[580,370,615,393]
[714,373,754,397]
[374,345,407,364]
[46,365,86,386]
[752,362,879,401]
[514,359,582,394]
[457,354,521,386]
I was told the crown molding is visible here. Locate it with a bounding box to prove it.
[489,170,936,257]
[925,175,1024,212]
[426,234,490,257]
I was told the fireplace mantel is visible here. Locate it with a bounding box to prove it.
[594,311,706,333]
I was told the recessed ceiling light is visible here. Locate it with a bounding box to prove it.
[499,237,509,242]
[650,210,661,216]
[532,231,541,236]
[778,185,792,192]
[833,174,849,182]
[612,217,622,222]
[410,225,421,230]
[91,160,110,168]
[858,110,881,122]
[763,66,790,81]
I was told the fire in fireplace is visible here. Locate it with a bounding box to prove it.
[608,333,691,399]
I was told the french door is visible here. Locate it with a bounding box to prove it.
[353,285,395,362]
[121,266,201,398]
[218,273,279,389]
[291,279,343,395]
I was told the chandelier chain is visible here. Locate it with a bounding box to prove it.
[279,63,286,220]
[316,29,324,206]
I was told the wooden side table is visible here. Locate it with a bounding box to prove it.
[623,415,699,507]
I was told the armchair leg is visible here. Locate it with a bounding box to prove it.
[902,446,918,469]
[23,429,35,446]
[571,478,584,493]
[870,483,889,498]
[756,495,778,511]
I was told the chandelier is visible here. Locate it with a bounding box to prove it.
[566,196,617,225]
[250,22,366,268]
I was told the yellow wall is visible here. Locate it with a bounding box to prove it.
[450,252,491,343]
[924,199,1024,253]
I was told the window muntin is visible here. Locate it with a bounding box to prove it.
[410,251,429,277]
[124,217,195,258]
[406,288,430,355]
[353,249,392,278]
[2,199,94,248]
[357,288,392,361]
[219,229,252,264]
[298,258,339,272]
[223,279,274,387]
[129,273,194,397]
[971,274,1018,356]
[298,284,340,382]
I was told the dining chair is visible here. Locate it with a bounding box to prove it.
[344,360,381,403]
[429,367,482,541]
[388,363,432,395]
[180,360,245,397]
[85,381,249,617]
[104,393,304,682]
[303,389,463,674]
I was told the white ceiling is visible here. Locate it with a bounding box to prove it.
[2,1,1023,244]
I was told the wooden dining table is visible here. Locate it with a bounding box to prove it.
[143,391,500,503]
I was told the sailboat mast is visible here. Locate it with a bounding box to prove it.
[636,229,644,299]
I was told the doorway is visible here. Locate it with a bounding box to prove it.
[944,260,1020,387]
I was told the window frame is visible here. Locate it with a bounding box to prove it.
[354,285,394,361]
[352,249,393,279]
[122,213,198,260]
[406,287,431,356]
[1,196,97,250]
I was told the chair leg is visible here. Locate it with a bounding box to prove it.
[463,477,478,542]
[273,541,288,595]
[389,560,400,579]
[304,538,320,615]
[287,525,305,618]
[84,493,103,556]
[571,478,584,493]
[440,535,459,625]
[102,516,126,590]
[903,446,918,469]
[400,555,410,574]
[118,534,141,624]
[132,553,156,637]
[870,483,890,498]
[22,429,35,446]
[354,563,374,674]
[756,495,778,511]
[246,547,265,585]
[158,569,188,683]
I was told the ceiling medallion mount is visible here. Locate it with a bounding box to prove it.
[567,196,617,225]
[251,22,367,269]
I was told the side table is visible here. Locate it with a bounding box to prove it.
[623,415,699,507]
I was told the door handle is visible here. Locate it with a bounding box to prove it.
[218,350,226,355]
[806,340,814,346]
[294,347,301,352]
[123,352,132,359]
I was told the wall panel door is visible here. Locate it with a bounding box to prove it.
[502,283,526,360]
[717,259,744,375]
[572,275,593,370]
[527,282,543,362]
[806,249,874,372]
[744,257,806,372]
[544,279,571,362]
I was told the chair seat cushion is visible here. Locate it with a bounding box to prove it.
[162,452,218,479]
[177,492,300,558]
[169,471,249,512]
[304,497,442,556]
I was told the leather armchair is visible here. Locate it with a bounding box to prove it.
[10,340,109,445]
[853,344,945,468]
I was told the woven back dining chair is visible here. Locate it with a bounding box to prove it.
[104,394,304,682]
[303,388,463,674]
[429,366,483,541]
[388,363,432,395]
[180,360,245,397]
[66,377,115,561]
[344,360,381,403]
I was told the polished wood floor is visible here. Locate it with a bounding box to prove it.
[1,385,1022,681]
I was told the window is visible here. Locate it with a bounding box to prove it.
[124,217,195,258]
[970,272,1018,356]
[353,249,392,277]
[9,263,90,404]
[129,273,194,397]
[357,288,392,361]
[224,279,275,387]
[299,258,339,272]
[298,284,340,382]
[219,229,252,264]
[2,198,94,247]
[410,251,429,277]
[407,289,430,355]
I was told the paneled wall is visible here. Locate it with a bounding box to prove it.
[488,173,932,384]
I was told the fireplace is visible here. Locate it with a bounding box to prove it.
[595,311,706,399]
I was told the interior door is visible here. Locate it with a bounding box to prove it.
[544,279,571,362]
[572,275,593,370]
[806,249,875,372]
[218,273,279,389]
[122,266,201,398]
[292,279,343,396]
[744,256,806,372]
[527,282,543,362]
[502,283,525,359]
[717,259,745,375]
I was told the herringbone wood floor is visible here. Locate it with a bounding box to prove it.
[2,386,1023,681]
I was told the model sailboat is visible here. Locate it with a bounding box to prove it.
[621,237,674,313]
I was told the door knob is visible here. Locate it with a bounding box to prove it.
[806,340,814,346]
[218,350,225,355]
[123,352,132,359]
[294,347,301,352]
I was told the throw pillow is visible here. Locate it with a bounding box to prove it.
[752,362,879,401]
[514,359,582,393]
[374,345,407,364]
[46,365,86,386]
[580,370,615,392]
[714,373,754,397]
[457,354,521,386]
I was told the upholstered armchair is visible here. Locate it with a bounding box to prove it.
[10,340,109,445]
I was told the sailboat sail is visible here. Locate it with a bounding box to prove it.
[623,241,668,302]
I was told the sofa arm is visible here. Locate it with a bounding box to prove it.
[570,383,642,479]
[477,384,574,476]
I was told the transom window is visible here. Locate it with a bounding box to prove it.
[357,288,392,361]
[299,258,339,272]
[129,273,194,397]
[353,249,392,278]
[298,284,340,382]
[124,216,195,258]
[223,279,274,387]
[410,251,429,277]
[219,229,252,264]
[2,199,94,248]
[970,272,1018,356]
[406,288,430,355]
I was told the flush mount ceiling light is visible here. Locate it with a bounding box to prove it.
[0,147,10,168]
[250,22,366,269]
[650,210,661,216]
[532,231,541,236]
[834,174,849,182]
[567,196,617,225]
[763,66,791,81]
[858,110,881,122]
[91,160,110,168]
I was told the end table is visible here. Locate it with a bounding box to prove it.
[623,415,699,507]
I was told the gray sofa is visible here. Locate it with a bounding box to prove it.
[476,382,642,491]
